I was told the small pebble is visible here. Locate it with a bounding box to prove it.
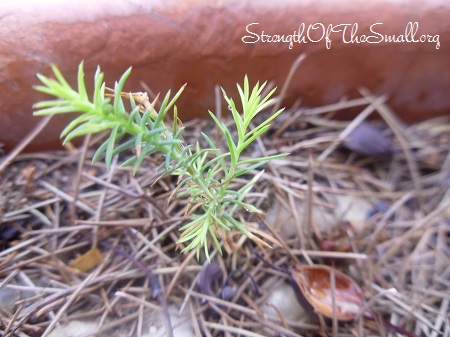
[261,283,306,321]
[344,122,393,156]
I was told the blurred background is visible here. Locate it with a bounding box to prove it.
[1,0,449,151]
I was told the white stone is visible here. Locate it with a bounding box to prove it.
[145,305,195,337]
[261,283,306,321]
[335,195,372,232]
[48,320,98,337]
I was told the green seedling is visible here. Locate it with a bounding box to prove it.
[34,62,287,259]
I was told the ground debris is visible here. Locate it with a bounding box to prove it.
[0,92,449,337]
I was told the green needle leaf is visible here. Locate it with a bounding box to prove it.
[33,62,287,260]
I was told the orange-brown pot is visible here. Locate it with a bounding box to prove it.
[0,0,449,151]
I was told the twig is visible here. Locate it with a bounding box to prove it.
[0,115,53,173]
[271,53,306,116]
[318,94,387,161]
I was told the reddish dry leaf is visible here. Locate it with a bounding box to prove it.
[290,264,364,321]
[21,165,36,193]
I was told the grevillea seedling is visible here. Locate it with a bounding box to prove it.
[33,62,287,259]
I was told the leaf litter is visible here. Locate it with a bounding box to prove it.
[0,60,449,337]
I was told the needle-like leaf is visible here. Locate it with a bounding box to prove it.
[33,62,286,259]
